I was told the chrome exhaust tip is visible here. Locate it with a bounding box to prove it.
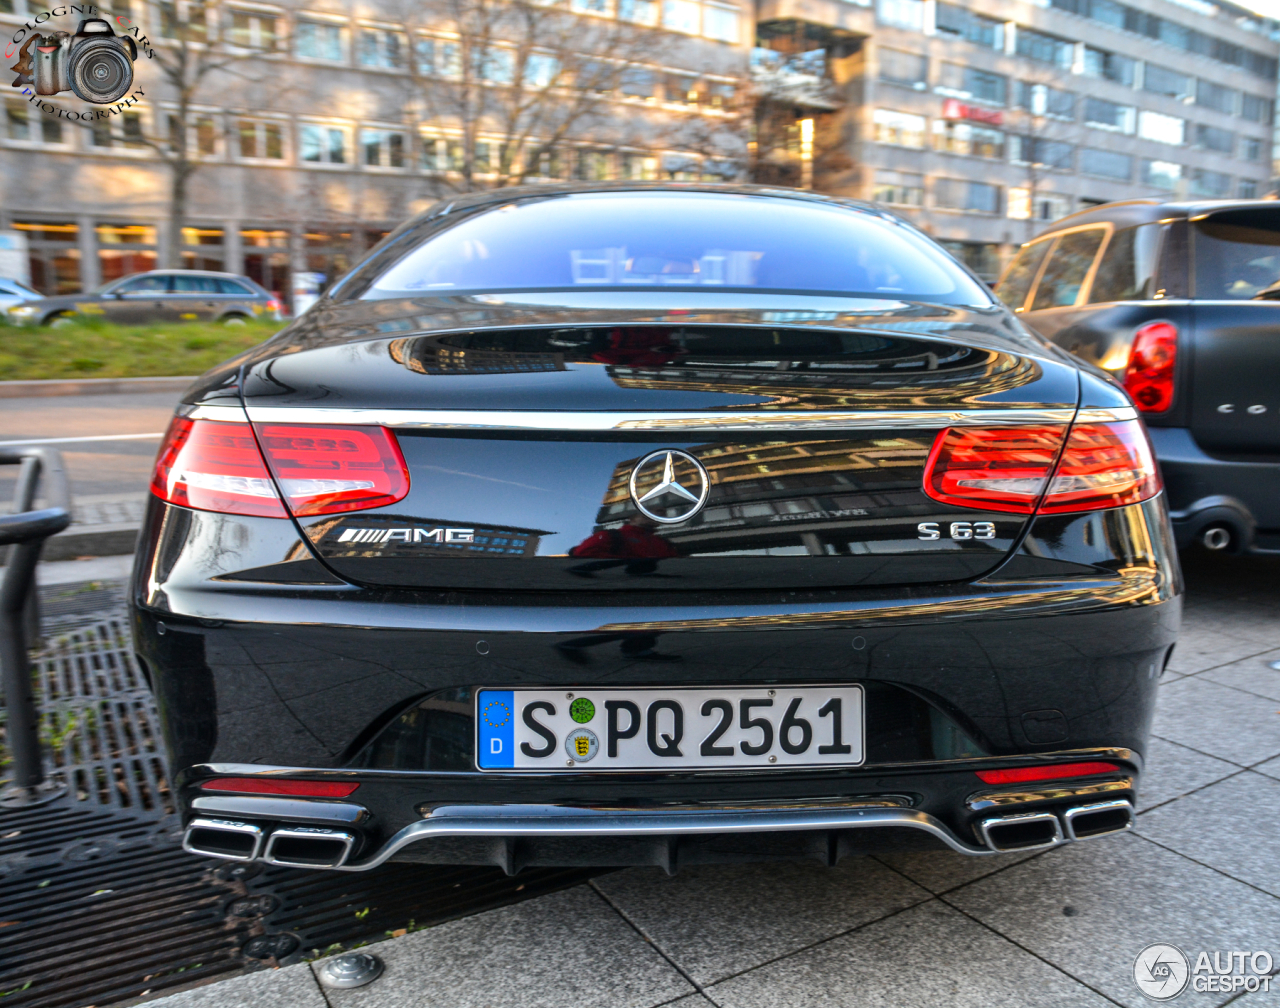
[1062,799,1134,841]
[183,817,265,861]
[1202,526,1232,550]
[978,811,1064,852]
[263,826,356,868]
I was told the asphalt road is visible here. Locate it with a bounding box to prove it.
[0,391,180,500]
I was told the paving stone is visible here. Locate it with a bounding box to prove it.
[1165,627,1278,676]
[1199,652,1280,702]
[704,900,1112,1008]
[1255,755,1280,780]
[872,848,1041,894]
[946,832,1280,1008]
[318,885,693,1008]
[1151,676,1280,766]
[145,964,326,1008]
[1136,772,1280,897]
[662,996,718,1007]
[592,857,929,985]
[1137,736,1239,812]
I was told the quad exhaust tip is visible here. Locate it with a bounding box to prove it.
[980,799,1134,852]
[183,818,265,861]
[263,826,356,868]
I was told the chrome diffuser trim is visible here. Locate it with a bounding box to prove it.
[229,405,1136,432]
[1061,799,1135,841]
[182,817,265,861]
[330,802,996,871]
[262,826,356,868]
[977,810,1065,852]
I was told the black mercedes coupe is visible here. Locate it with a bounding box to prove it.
[132,184,1180,874]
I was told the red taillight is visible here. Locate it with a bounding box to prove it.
[923,419,1160,516]
[974,762,1121,785]
[1124,321,1177,413]
[266,298,282,313]
[199,777,360,798]
[150,417,287,518]
[254,424,409,516]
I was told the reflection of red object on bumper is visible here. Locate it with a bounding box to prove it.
[590,326,683,366]
[569,519,679,559]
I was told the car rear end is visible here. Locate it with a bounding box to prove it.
[132,187,1179,873]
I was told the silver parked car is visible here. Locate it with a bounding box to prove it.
[0,277,43,316]
[6,269,282,327]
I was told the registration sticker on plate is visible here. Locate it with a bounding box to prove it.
[475,686,864,772]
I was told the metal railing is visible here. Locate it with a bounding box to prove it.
[0,447,71,804]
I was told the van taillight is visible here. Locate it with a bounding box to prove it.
[1124,321,1177,413]
[923,419,1161,515]
[151,417,409,517]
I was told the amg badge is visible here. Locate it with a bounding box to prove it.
[336,527,474,544]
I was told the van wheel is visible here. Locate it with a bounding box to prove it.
[47,313,76,328]
[222,315,248,327]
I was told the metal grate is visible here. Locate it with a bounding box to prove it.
[0,581,606,1008]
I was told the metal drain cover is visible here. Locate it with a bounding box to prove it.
[317,952,384,989]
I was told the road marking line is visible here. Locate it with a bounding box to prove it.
[0,433,165,447]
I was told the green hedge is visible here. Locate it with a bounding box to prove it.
[0,318,281,381]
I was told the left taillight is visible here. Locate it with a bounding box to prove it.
[1124,321,1177,413]
[151,417,409,517]
[923,419,1161,516]
[151,417,287,517]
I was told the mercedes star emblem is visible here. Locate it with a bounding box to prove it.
[628,450,710,524]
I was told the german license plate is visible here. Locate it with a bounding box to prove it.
[475,686,864,771]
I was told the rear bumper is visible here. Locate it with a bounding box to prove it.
[1148,427,1280,551]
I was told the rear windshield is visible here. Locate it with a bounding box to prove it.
[364,192,991,304]
[1194,208,1280,299]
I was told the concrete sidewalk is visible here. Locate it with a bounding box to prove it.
[148,552,1280,1008]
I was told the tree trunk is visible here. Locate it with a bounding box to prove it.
[167,161,190,269]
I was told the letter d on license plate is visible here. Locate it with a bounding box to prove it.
[475,686,864,771]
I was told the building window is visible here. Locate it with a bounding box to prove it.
[1194,123,1234,153]
[1142,159,1182,189]
[876,0,924,32]
[932,121,1004,158]
[619,0,659,24]
[12,221,80,295]
[1084,97,1134,133]
[872,109,927,148]
[227,10,276,50]
[938,63,1006,105]
[170,115,216,155]
[1189,168,1231,197]
[295,20,343,61]
[575,150,613,180]
[421,136,465,172]
[1007,189,1070,222]
[934,178,1000,213]
[872,169,924,205]
[1241,93,1273,124]
[1014,82,1074,119]
[703,6,738,42]
[473,46,514,83]
[1010,136,1074,169]
[1137,110,1184,145]
[621,153,660,179]
[362,128,405,168]
[1196,79,1238,115]
[1082,46,1135,86]
[1015,28,1073,68]
[1080,147,1132,180]
[938,241,1002,281]
[662,0,700,34]
[238,120,284,159]
[934,2,1003,49]
[97,223,157,283]
[1143,64,1192,100]
[619,68,656,99]
[1241,136,1263,162]
[1239,180,1258,198]
[359,29,403,69]
[416,37,460,76]
[5,99,63,143]
[879,48,927,87]
[300,124,347,164]
[160,1,207,40]
[180,227,224,272]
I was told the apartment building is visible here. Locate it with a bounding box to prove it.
[755,0,1280,277]
[1,0,747,302]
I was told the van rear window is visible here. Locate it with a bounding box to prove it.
[1194,209,1280,300]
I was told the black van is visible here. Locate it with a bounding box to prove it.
[996,198,1280,555]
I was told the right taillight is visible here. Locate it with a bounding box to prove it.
[924,419,1161,516]
[1123,321,1177,413]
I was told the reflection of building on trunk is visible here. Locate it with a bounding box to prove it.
[596,438,931,556]
[314,515,549,558]
[389,337,566,375]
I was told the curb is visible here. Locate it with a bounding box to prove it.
[0,376,196,398]
[43,522,140,561]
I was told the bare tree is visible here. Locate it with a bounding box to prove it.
[1005,65,1084,239]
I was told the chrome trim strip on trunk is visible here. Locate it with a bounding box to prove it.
[191,794,369,824]
[215,406,1135,432]
[329,802,995,870]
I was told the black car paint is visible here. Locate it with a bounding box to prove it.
[132,184,1179,869]
[1012,198,1280,552]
